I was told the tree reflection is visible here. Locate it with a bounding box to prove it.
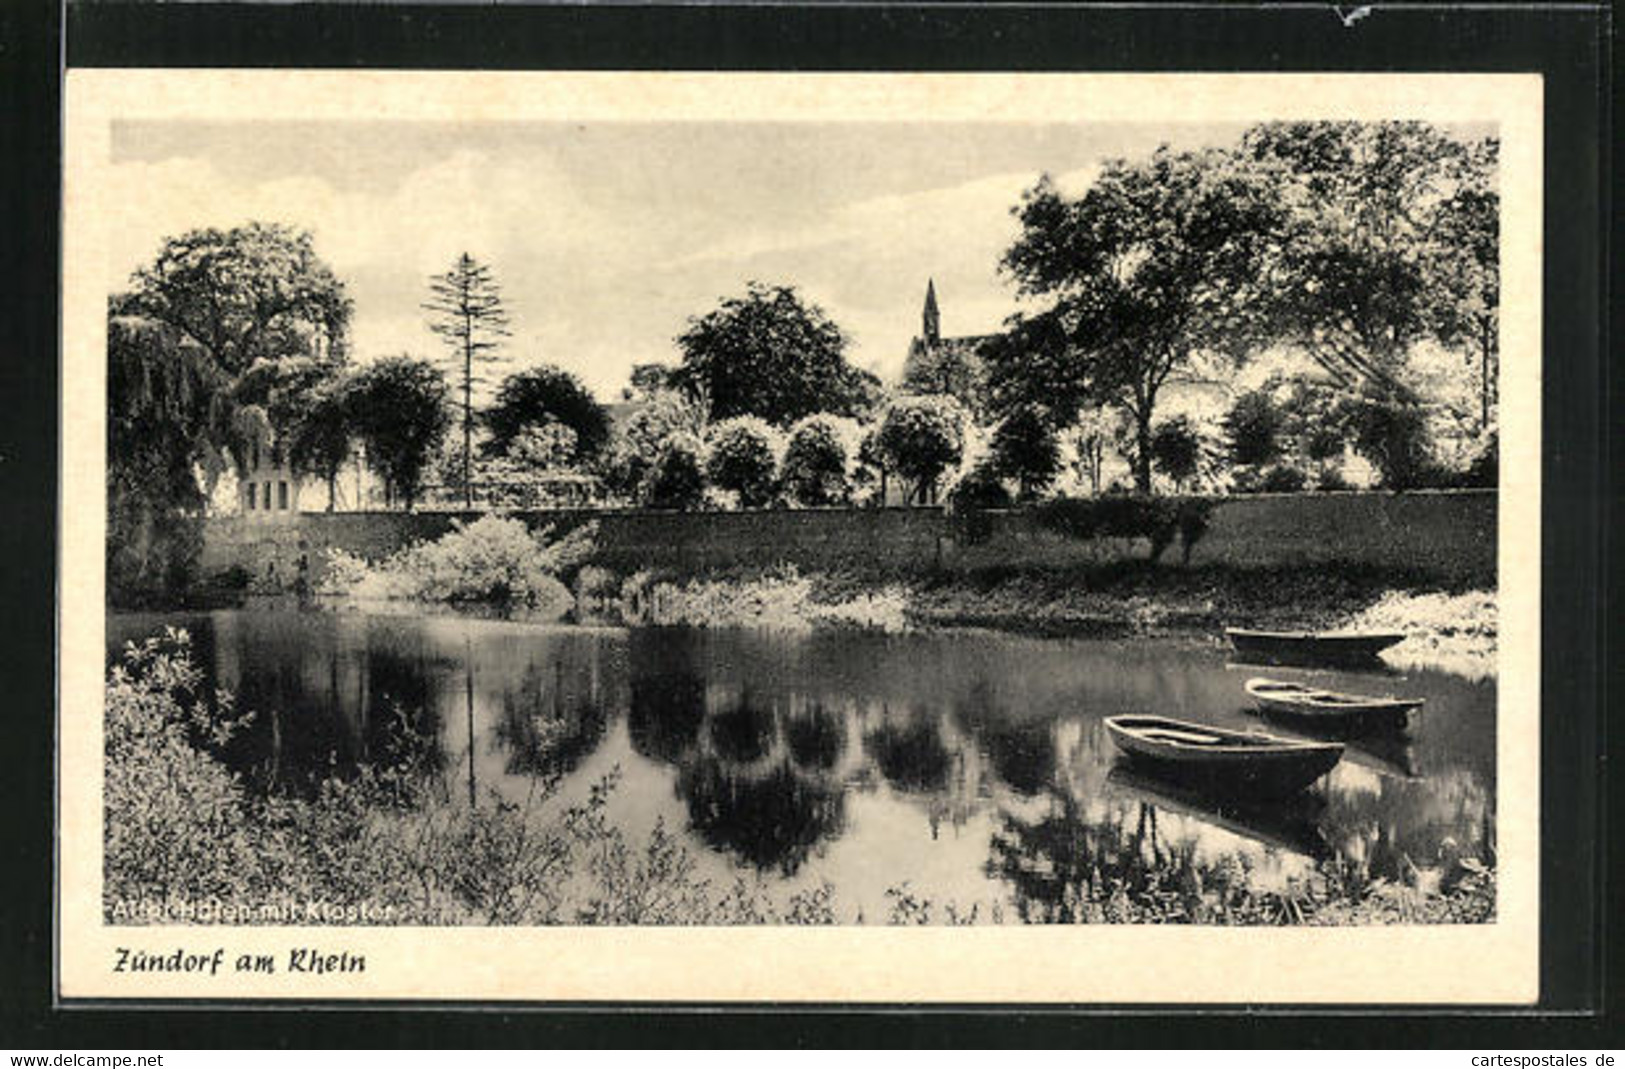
[495,696,608,779]
[627,631,709,766]
[628,670,706,766]
[785,703,845,772]
[708,694,776,765]
[676,756,846,876]
[950,679,1055,797]
[988,788,1208,923]
[865,712,952,793]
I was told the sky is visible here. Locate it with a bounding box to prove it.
[107,120,1252,400]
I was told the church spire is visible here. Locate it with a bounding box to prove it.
[922,279,940,346]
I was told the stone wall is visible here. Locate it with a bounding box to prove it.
[200,490,1497,592]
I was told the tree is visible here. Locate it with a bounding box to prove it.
[873,396,967,505]
[623,362,673,401]
[643,436,707,510]
[1223,389,1285,468]
[278,369,355,510]
[1335,390,1435,490]
[1239,121,1499,401]
[1422,137,1500,431]
[231,355,358,509]
[120,222,352,375]
[484,366,610,463]
[114,223,354,503]
[673,282,875,426]
[508,420,580,471]
[991,149,1280,492]
[1065,406,1128,497]
[347,357,451,511]
[1149,416,1203,490]
[106,317,225,602]
[424,254,511,508]
[990,406,1061,500]
[599,389,707,502]
[704,417,781,508]
[781,415,853,507]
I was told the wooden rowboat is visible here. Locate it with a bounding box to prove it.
[1245,677,1422,731]
[1104,714,1343,797]
[1225,627,1405,667]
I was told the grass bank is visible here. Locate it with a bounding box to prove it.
[606,562,1496,673]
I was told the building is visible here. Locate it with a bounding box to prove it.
[236,429,304,521]
[899,279,998,420]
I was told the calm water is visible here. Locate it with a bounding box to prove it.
[108,609,1496,921]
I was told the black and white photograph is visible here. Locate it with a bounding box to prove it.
[58,70,1544,1003]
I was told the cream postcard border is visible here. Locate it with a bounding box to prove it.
[61,70,1542,1004]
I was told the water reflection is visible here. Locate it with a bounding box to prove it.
[109,611,1497,920]
[785,704,845,773]
[1104,764,1333,861]
[678,757,846,875]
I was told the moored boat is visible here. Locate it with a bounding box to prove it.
[1104,714,1343,797]
[1225,627,1405,667]
[1245,677,1422,731]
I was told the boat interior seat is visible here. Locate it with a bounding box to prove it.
[1138,728,1225,745]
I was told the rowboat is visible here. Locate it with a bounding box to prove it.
[1245,677,1422,731]
[1104,714,1343,796]
[1225,627,1405,667]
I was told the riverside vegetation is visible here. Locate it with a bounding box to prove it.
[107,626,1496,927]
[304,514,1497,672]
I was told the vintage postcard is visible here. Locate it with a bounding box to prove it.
[61,70,1541,1003]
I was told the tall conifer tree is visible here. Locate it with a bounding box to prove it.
[424,253,511,508]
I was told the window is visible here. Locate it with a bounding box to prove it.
[246,483,256,510]
[278,481,289,510]
[264,482,274,510]
[251,442,260,470]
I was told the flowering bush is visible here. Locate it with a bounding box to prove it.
[704,417,781,508]
[317,516,594,614]
[643,435,708,510]
[874,396,967,504]
[781,415,852,507]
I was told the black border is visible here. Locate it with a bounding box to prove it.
[1,0,1611,1048]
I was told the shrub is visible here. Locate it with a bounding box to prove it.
[1260,465,1308,493]
[1317,469,1353,492]
[643,435,707,510]
[598,390,707,502]
[989,406,1060,500]
[1149,416,1203,489]
[1232,464,1307,494]
[394,516,580,607]
[944,458,1012,545]
[317,517,591,614]
[1030,496,1216,563]
[575,565,620,604]
[105,630,268,906]
[874,396,967,504]
[1224,389,1285,467]
[781,415,851,507]
[704,416,781,508]
[1336,393,1434,490]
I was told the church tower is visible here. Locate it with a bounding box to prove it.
[921,279,941,347]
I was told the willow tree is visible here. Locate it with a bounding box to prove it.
[424,254,511,508]
[990,150,1280,492]
[108,224,352,600]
